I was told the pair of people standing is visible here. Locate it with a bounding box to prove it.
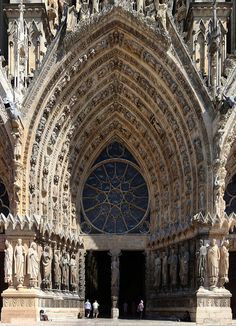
[84,299,99,318]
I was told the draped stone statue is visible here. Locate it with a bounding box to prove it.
[207,239,220,288]
[154,252,161,289]
[137,0,144,14]
[219,240,229,287]
[61,251,69,290]
[70,254,77,291]
[162,250,168,287]
[14,239,25,286]
[92,0,99,13]
[53,250,61,289]
[179,243,189,287]
[27,242,39,286]
[111,255,119,289]
[168,247,178,288]
[79,0,90,20]
[4,240,13,285]
[41,246,52,289]
[196,239,207,287]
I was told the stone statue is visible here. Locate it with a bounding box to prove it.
[154,252,161,289]
[27,242,39,286]
[41,246,52,289]
[168,247,178,288]
[53,250,61,289]
[179,243,189,287]
[61,251,69,290]
[70,254,77,290]
[162,250,168,287]
[14,238,25,286]
[196,239,207,287]
[111,256,119,288]
[4,240,13,285]
[66,6,78,32]
[219,240,229,287]
[79,0,90,20]
[137,0,144,14]
[92,0,99,13]
[207,239,220,288]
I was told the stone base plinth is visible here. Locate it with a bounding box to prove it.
[1,287,83,323]
[195,288,232,324]
[146,288,232,324]
[111,307,119,319]
[146,291,195,321]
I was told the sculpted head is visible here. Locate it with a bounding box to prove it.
[17,238,22,245]
[210,238,216,246]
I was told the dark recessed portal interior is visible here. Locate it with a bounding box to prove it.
[226,252,236,319]
[119,251,145,318]
[85,251,111,318]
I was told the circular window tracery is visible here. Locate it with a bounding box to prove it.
[81,142,149,234]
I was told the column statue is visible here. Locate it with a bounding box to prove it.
[92,0,99,13]
[53,250,61,289]
[14,238,25,286]
[168,246,178,289]
[4,240,13,285]
[219,240,229,287]
[179,243,189,288]
[27,242,39,286]
[41,246,52,289]
[153,252,161,290]
[207,239,220,288]
[79,0,90,20]
[70,253,78,291]
[196,239,207,287]
[162,250,168,287]
[61,251,69,290]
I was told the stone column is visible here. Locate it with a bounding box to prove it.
[109,249,121,319]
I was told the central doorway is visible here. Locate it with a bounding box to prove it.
[85,251,111,318]
[119,251,145,318]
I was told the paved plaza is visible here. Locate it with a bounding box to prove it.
[1,319,236,326]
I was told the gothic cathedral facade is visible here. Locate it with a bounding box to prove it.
[0,0,236,323]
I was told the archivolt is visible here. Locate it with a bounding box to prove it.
[22,8,212,233]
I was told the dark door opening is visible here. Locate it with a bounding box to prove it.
[0,251,7,319]
[226,251,236,318]
[85,251,111,318]
[119,251,145,318]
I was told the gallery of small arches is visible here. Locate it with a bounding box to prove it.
[21,8,213,234]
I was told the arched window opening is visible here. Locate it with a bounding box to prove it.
[0,179,10,217]
[224,174,236,233]
[81,142,150,234]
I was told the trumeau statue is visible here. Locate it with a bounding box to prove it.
[4,240,13,285]
[111,255,119,289]
[219,240,229,287]
[27,242,39,285]
[207,239,220,288]
[14,238,25,286]
[196,239,207,287]
[41,246,52,289]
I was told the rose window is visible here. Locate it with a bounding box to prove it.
[81,142,149,234]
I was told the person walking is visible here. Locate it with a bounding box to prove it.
[84,299,92,318]
[137,300,144,319]
[92,300,99,318]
